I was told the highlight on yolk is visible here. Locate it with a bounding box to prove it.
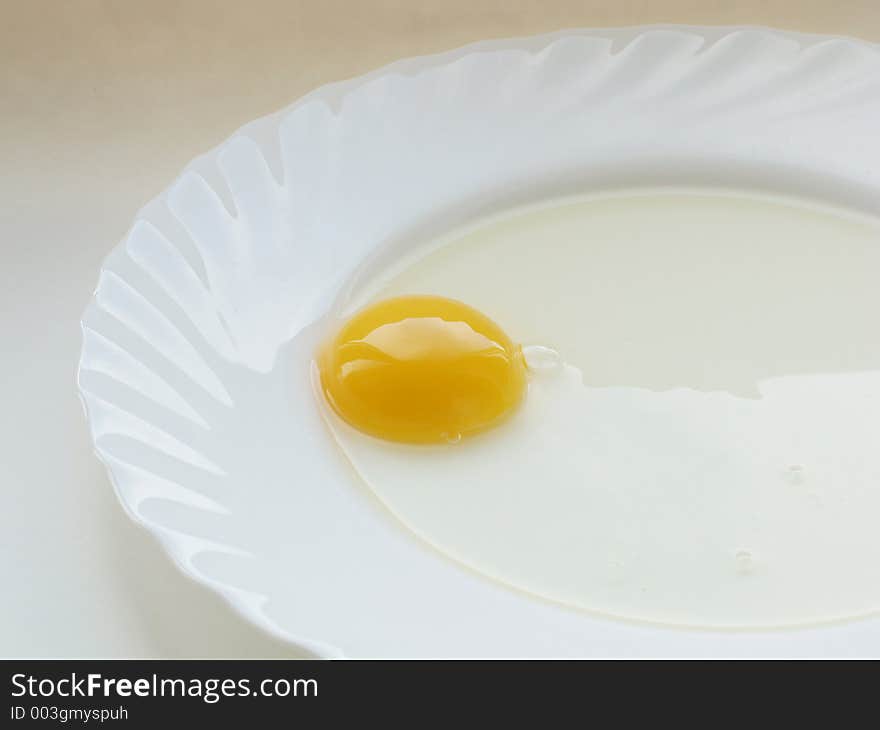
[317,295,528,444]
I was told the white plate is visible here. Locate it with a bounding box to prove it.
[78,26,880,657]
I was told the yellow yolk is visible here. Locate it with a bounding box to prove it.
[318,295,527,444]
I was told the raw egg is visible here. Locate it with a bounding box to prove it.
[317,295,527,444]
[322,189,880,629]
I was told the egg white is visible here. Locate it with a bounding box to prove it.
[322,189,880,627]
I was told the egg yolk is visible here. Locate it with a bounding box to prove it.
[318,295,527,444]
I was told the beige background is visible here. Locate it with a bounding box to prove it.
[2,1,878,657]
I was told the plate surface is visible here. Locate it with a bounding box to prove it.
[79,26,880,657]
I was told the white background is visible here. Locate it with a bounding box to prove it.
[3,0,879,657]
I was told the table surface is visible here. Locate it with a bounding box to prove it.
[3,0,879,658]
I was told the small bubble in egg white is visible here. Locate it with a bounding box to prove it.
[522,345,563,373]
[606,559,626,585]
[785,464,806,485]
[735,550,755,575]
